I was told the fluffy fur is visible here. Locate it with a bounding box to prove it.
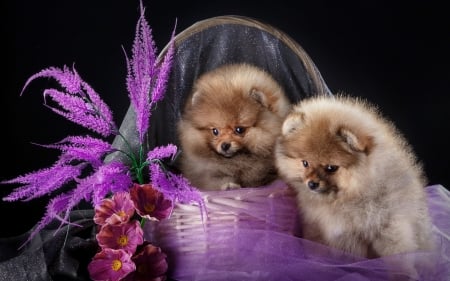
[177,63,291,190]
[275,94,433,258]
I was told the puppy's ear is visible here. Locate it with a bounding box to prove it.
[249,88,288,115]
[338,127,373,153]
[249,88,267,107]
[190,90,202,107]
[281,112,305,135]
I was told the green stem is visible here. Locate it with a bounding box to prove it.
[140,217,146,228]
[116,132,146,184]
[86,96,149,184]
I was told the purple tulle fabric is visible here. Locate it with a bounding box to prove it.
[146,183,450,281]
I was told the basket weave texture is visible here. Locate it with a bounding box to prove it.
[144,180,299,269]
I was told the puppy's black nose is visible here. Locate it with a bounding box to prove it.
[221,142,231,151]
[307,180,319,190]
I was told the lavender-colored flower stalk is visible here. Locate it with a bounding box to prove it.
[1,163,85,202]
[149,162,206,220]
[149,19,176,106]
[124,1,176,144]
[52,164,131,229]
[1,135,116,203]
[36,135,115,169]
[77,161,133,207]
[147,144,177,161]
[22,65,116,137]
[19,193,73,247]
[146,144,205,215]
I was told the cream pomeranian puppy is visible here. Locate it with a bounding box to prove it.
[177,63,291,190]
[275,94,433,258]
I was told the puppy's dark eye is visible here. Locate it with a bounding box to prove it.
[212,128,219,136]
[235,126,245,134]
[325,165,338,173]
[302,160,309,168]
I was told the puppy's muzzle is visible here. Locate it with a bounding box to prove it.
[221,142,231,152]
[219,142,235,157]
[307,180,333,194]
[307,180,320,190]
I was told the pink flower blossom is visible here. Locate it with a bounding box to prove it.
[130,183,173,221]
[94,192,135,226]
[88,248,135,281]
[96,220,144,254]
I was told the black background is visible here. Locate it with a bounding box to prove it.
[2,0,449,237]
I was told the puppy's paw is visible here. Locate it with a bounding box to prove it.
[220,182,241,191]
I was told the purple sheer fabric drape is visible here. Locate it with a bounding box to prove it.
[147,184,450,281]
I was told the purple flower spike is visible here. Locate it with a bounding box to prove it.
[125,2,176,143]
[149,21,176,107]
[147,144,178,161]
[21,65,83,95]
[17,193,72,249]
[149,163,206,220]
[1,163,85,202]
[88,248,136,281]
[88,161,133,205]
[96,220,144,254]
[22,65,116,137]
[37,135,114,168]
[130,183,173,221]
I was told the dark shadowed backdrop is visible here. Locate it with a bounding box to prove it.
[2,0,449,237]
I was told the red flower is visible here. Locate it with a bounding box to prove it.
[130,183,173,221]
[122,241,168,281]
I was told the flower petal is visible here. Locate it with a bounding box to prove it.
[122,241,168,281]
[94,191,135,226]
[130,183,173,221]
[88,248,135,281]
[96,220,144,254]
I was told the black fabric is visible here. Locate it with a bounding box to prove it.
[0,210,97,281]
[1,16,330,281]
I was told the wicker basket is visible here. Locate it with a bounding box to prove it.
[144,180,300,278]
[108,15,331,279]
[145,180,298,250]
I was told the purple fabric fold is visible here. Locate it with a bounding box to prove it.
[146,183,450,281]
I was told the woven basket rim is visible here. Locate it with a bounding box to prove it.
[158,15,331,97]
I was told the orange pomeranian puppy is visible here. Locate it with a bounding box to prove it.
[177,63,291,190]
[275,94,433,259]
